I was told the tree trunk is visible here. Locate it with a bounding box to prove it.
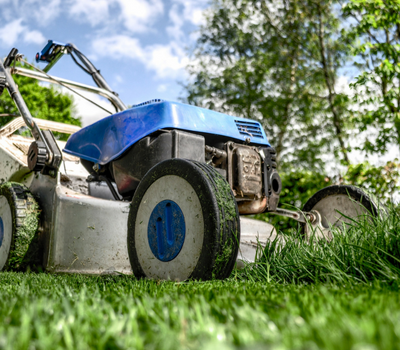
[316,2,350,165]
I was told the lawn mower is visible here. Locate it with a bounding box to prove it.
[0,40,378,280]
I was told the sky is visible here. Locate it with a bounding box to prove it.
[0,0,209,125]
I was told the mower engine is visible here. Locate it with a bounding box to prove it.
[65,100,282,215]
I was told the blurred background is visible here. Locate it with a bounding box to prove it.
[0,0,399,229]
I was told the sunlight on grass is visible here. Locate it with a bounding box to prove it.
[1,207,400,349]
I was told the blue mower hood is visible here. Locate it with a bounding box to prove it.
[64,100,270,165]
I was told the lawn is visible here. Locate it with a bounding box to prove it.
[1,208,400,349]
[1,273,400,350]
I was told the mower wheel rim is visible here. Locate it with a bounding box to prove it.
[134,175,204,280]
[313,194,369,229]
[147,199,186,262]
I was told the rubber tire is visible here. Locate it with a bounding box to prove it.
[301,185,379,237]
[0,182,40,271]
[303,185,378,214]
[127,158,240,281]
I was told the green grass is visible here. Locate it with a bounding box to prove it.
[1,273,400,350]
[243,205,400,284]
[2,207,400,349]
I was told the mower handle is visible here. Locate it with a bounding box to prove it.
[0,55,46,145]
[36,40,127,112]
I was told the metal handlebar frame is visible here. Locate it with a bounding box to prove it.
[35,40,127,112]
[0,40,129,175]
[13,66,127,113]
[0,60,50,151]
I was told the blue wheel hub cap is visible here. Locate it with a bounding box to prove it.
[148,200,186,262]
[0,217,4,248]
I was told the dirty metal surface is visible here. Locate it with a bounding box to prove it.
[234,147,263,198]
[0,136,27,183]
[29,173,133,274]
[237,217,280,268]
[51,186,132,274]
[226,142,263,201]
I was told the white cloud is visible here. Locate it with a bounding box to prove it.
[89,1,210,80]
[0,17,46,47]
[91,35,145,61]
[67,0,163,33]
[91,35,188,79]
[23,30,46,45]
[18,0,62,25]
[167,4,183,42]
[157,84,168,92]
[116,0,164,33]
[167,0,207,42]
[174,0,207,26]
[60,0,208,80]
[145,43,189,79]
[0,19,25,46]
[69,0,110,26]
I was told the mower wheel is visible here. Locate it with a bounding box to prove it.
[127,158,240,281]
[0,182,40,271]
[301,185,379,240]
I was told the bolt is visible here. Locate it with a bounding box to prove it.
[306,213,315,223]
[86,175,96,183]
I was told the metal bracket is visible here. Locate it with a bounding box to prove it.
[4,48,18,68]
[42,129,63,175]
[269,207,317,224]
[35,40,71,73]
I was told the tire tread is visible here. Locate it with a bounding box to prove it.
[192,161,240,279]
[0,182,40,271]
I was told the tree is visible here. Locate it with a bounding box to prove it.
[185,0,352,170]
[343,0,400,155]
[344,159,400,201]
[0,63,81,140]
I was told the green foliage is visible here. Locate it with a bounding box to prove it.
[255,170,332,232]
[185,0,353,169]
[343,0,400,154]
[344,159,400,202]
[0,63,81,140]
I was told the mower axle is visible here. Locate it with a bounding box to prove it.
[270,207,317,224]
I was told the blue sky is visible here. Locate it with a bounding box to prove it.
[0,0,208,125]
